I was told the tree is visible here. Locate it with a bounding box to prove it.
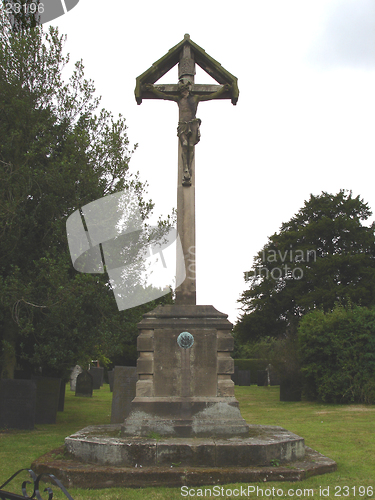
[0,9,172,378]
[298,304,375,404]
[3,0,43,33]
[235,190,375,344]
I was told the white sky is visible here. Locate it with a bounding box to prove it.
[52,0,375,323]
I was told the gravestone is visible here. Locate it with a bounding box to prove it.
[89,366,104,390]
[231,365,239,385]
[75,370,93,397]
[267,364,280,386]
[70,365,83,391]
[0,379,36,430]
[58,380,66,411]
[108,369,114,392]
[110,366,137,424]
[238,370,251,386]
[280,374,302,401]
[34,377,61,424]
[257,370,268,386]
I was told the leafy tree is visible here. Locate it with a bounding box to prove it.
[0,10,172,378]
[235,190,375,344]
[298,304,375,404]
[3,0,43,33]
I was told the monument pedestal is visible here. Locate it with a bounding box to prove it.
[60,305,336,483]
[54,36,338,488]
[121,304,249,438]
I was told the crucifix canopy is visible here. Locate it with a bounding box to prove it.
[134,34,239,105]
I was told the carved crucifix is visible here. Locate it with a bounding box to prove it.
[145,80,231,186]
[135,34,239,305]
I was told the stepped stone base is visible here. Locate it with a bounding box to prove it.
[33,444,337,489]
[65,424,304,467]
[43,304,336,489]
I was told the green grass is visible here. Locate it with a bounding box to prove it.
[1,384,375,499]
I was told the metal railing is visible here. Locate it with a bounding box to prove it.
[0,469,74,500]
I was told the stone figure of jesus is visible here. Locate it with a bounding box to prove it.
[145,82,231,186]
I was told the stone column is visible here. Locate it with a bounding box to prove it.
[175,143,196,305]
[175,38,196,306]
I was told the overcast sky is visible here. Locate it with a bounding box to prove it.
[52,0,375,323]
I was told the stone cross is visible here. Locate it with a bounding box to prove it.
[135,34,238,305]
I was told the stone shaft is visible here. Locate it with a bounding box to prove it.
[175,143,196,304]
[175,42,196,305]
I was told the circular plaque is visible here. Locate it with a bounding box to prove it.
[177,331,194,349]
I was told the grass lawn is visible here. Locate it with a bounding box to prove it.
[1,384,374,499]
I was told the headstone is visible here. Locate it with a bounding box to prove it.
[108,369,114,392]
[58,380,66,411]
[34,377,61,424]
[0,379,36,430]
[231,365,239,385]
[238,370,251,386]
[257,370,268,386]
[280,375,302,402]
[267,364,280,386]
[88,366,104,390]
[75,370,93,397]
[110,366,137,423]
[70,365,83,391]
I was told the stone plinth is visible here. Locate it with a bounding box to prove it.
[121,304,248,438]
[122,397,248,438]
[65,424,305,467]
[110,366,137,424]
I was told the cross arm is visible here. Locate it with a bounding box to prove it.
[143,84,179,102]
[196,83,231,102]
[139,84,234,103]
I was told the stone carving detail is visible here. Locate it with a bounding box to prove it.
[177,331,194,349]
[144,82,230,186]
[179,57,195,80]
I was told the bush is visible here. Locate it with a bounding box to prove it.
[298,305,375,403]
